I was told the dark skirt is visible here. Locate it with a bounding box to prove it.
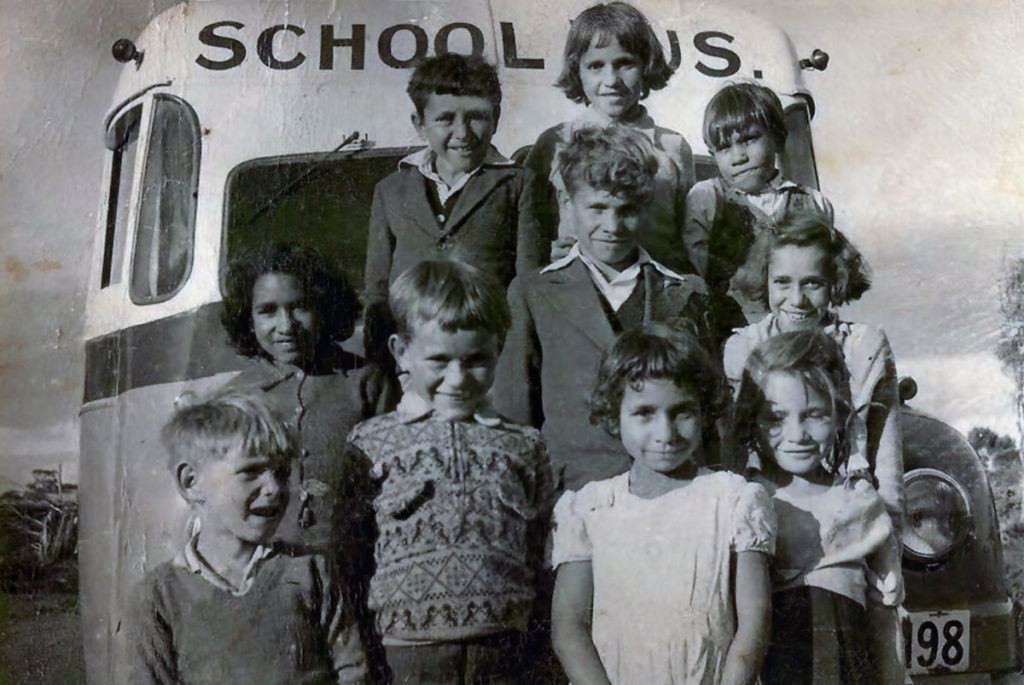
[762,586,874,685]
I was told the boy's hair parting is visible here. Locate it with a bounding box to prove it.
[406,53,502,117]
[588,320,726,450]
[558,125,658,201]
[731,330,852,475]
[389,259,511,344]
[161,391,296,473]
[221,243,360,359]
[555,2,674,103]
[702,82,788,152]
[731,213,872,308]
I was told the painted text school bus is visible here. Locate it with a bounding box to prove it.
[80,0,1020,681]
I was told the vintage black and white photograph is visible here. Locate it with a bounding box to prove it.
[2,0,1023,683]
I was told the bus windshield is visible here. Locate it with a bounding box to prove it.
[223,148,416,290]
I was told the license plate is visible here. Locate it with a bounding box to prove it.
[904,609,971,674]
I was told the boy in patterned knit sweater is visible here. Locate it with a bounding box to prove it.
[345,260,554,683]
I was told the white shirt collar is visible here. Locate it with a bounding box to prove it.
[399,146,512,205]
[542,244,695,310]
[181,517,274,596]
[394,391,503,427]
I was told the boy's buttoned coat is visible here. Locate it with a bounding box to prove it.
[363,160,545,303]
[493,259,706,491]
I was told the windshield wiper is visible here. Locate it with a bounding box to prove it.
[246,130,372,225]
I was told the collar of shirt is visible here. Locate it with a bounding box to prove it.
[399,145,513,205]
[181,517,275,596]
[542,243,689,311]
[394,391,503,427]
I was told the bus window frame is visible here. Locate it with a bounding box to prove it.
[128,94,201,306]
[100,104,143,289]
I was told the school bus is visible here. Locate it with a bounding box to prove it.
[81,0,1020,682]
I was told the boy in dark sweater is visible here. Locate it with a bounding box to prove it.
[127,392,368,684]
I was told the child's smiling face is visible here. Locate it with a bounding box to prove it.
[579,35,644,120]
[412,93,497,183]
[569,182,642,271]
[251,272,321,367]
[186,441,290,549]
[767,244,833,332]
[390,320,501,420]
[757,370,836,478]
[619,378,703,477]
[712,124,778,193]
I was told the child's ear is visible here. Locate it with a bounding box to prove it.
[388,333,407,370]
[410,111,425,138]
[176,463,203,503]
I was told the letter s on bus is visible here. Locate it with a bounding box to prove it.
[694,31,740,77]
[197,21,246,70]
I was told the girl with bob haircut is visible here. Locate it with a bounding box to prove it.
[524,1,696,272]
[722,215,903,532]
[551,321,774,685]
[217,242,389,553]
[730,330,904,684]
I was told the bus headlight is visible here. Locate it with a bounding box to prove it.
[902,468,973,564]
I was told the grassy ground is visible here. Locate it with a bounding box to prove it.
[0,593,84,685]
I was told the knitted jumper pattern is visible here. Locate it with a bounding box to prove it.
[347,412,553,642]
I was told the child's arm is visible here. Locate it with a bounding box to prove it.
[683,181,717,279]
[491,278,542,427]
[126,572,181,685]
[551,561,613,685]
[362,182,396,307]
[515,167,547,275]
[522,126,563,248]
[720,550,771,685]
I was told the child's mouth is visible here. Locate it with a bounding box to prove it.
[248,505,281,518]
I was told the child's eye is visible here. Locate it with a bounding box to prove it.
[584,60,604,71]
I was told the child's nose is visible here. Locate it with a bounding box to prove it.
[443,362,469,388]
[275,310,295,331]
[258,471,284,499]
[783,416,809,441]
[453,116,471,139]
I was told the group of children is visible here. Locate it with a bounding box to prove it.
[128,3,907,683]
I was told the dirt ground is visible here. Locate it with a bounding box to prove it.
[0,594,84,685]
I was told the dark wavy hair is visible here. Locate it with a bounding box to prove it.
[558,124,658,201]
[730,330,852,478]
[389,259,510,345]
[555,2,674,104]
[702,82,788,152]
[221,243,359,360]
[588,321,726,458]
[406,53,502,118]
[731,214,872,309]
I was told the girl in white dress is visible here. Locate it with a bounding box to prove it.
[731,330,903,684]
[551,322,775,685]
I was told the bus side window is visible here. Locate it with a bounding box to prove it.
[130,96,200,304]
[101,105,142,288]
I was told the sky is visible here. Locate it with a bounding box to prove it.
[1,0,1023,489]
